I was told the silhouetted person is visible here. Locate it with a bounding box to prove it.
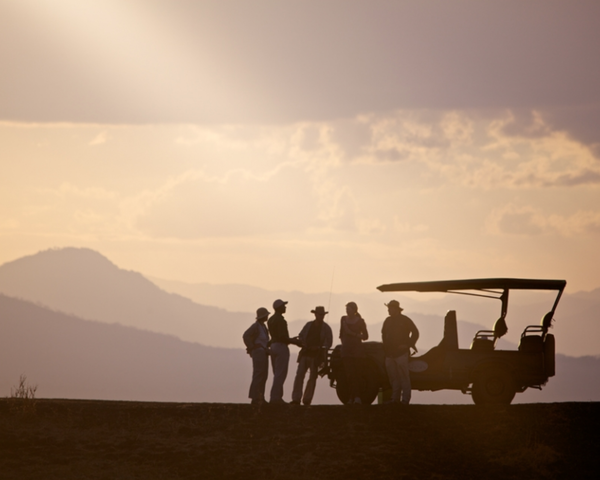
[267,299,299,404]
[340,301,369,405]
[291,306,333,406]
[243,307,271,405]
[382,300,419,405]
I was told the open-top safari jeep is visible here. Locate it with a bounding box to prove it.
[326,278,566,405]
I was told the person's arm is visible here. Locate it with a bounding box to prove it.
[409,319,420,349]
[242,323,257,351]
[360,318,369,341]
[297,322,311,347]
[323,324,333,349]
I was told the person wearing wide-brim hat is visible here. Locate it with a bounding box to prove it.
[381,299,419,405]
[243,307,271,405]
[290,306,334,406]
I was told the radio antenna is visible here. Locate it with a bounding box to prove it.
[327,265,335,312]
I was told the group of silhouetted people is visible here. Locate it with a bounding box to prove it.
[243,299,419,406]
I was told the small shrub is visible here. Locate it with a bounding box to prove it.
[9,374,38,416]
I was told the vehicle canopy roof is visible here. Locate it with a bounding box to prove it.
[377,278,566,293]
[377,278,567,321]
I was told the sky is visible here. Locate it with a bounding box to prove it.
[1,0,600,294]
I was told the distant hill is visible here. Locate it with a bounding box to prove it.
[2,294,599,404]
[150,276,600,357]
[0,247,492,351]
[2,247,597,355]
[0,248,251,348]
[0,293,249,402]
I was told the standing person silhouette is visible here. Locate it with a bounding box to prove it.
[267,299,298,404]
[291,306,333,406]
[382,300,419,404]
[339,301,369,405]
[242,307,271,405]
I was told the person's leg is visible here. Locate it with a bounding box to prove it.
[254,349,269,402]
[385,356,401,402]
[302,358,319,405]
[270,343,290,402]
[269,343,281,402]
[292,356,309,403]
[397,352,411,404]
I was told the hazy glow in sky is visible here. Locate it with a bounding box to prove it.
[2,1,599,293]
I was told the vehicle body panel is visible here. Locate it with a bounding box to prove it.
[326,277,565,405]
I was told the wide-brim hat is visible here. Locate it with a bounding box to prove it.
[256,307,270,320]
[273,299,288,310]
[311,306,329,315]
[385,299,403,310]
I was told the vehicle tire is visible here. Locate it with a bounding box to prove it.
[471,367,516,405]
[361,360,382,405]
[335,376,351,404]
[544,334,556,377]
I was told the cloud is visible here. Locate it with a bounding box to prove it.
[89,131,108,146]
[2,1,600,126]
[370,109,600,190]
[496,110,551,139]
[541,105,600,154]
[548,170,600,188]
[134,166,319,239]
[488,204,600,237]
[491,206,545,236]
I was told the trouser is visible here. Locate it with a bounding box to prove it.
[269,342,289,402]
[385,353,411,404]
[249,347,268,401]
[291,355,319,405]
[343,356,365,401]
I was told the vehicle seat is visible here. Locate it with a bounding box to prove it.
[518,312,553,353]
[416,310,459,370]
[438,310,459,350]
[470,317,508,351]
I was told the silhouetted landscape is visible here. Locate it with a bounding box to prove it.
[4,2,600,478]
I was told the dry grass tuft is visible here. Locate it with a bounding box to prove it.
[8,374,38,416]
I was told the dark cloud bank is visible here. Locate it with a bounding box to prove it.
[2,1,599,143]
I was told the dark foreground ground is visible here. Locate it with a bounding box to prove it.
[1,399,598,480]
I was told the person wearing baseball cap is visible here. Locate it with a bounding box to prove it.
[381,300,419,405]
[290,306,333,406]
[242,307,271,405]
[267,299,301,404]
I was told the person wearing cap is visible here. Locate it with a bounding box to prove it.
[267,299,300,404]
[243,307,271,405]
[339,301,369,405]
[381,300,419,405]
[291,306,334,406]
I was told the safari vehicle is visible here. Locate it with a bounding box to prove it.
[326,278,566,405]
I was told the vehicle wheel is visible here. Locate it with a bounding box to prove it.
[361,361,381,405]
[335,376,351,404]
[471,367,516,405]
[544,334,556,377]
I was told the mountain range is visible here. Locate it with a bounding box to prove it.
[0,248,250,348]
[2,292,599,405]
[0,247,490,351]
[1,247,599,404]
